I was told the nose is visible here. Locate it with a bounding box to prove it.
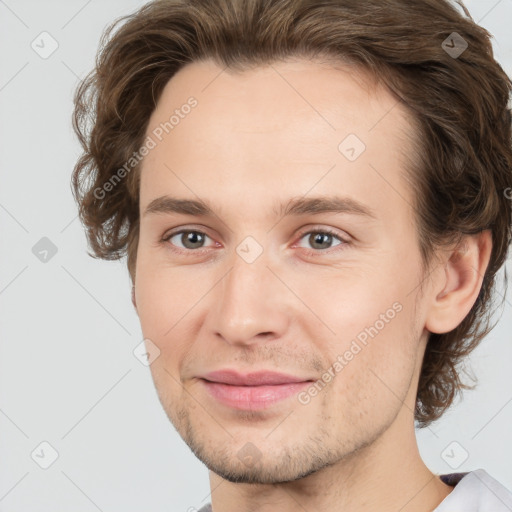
[206,248,291,347]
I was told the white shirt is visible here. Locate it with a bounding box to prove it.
[434,468,512,511]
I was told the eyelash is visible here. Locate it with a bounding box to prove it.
[161,227,350,257]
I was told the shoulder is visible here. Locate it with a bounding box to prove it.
[435,468,512,511]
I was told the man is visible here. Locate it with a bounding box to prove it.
[71,0,512,510]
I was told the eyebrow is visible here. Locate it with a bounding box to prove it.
[143,195,377,220]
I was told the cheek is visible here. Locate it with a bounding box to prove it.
[294,266,402,346]
[304,245,420,347]
[134,259,199,363]
[324,298,418,423]
[303,267,418,402]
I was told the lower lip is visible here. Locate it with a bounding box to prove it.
[200,379,311,410]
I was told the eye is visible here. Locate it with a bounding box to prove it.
[295,228,348,253]
[162,229,216,251]
[161,227,349,255]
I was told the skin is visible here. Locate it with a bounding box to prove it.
[132,57,492,512]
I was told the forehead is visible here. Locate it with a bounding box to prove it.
[139,57,417,220]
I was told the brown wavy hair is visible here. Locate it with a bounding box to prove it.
[71,0,512,427]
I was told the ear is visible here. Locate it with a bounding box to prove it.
[425,230,492,334]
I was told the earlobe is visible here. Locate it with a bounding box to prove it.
[425,230,492,334]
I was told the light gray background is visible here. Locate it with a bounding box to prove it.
[1,0,511,510]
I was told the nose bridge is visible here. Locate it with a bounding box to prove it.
[209,245,289,345]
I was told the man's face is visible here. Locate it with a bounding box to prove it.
[135,57,429,483]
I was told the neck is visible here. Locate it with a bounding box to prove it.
[207,405,454,512]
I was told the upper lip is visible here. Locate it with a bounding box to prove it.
[200,369,313,386]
